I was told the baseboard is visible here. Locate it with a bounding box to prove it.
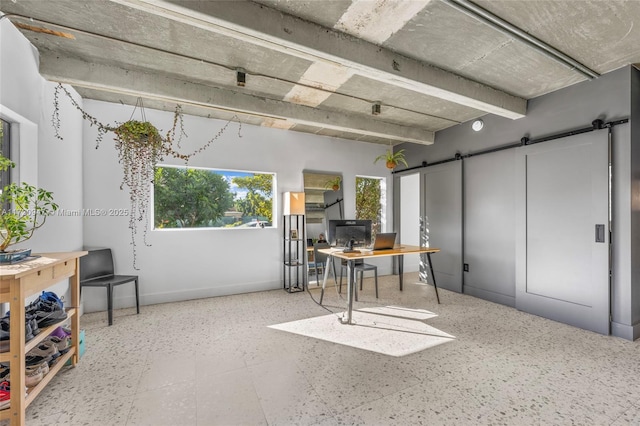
[611,321,640,341]
[463,285,516,308]
[81,269,419,314]
[81,279,281,313]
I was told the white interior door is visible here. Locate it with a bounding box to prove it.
[516,130,610,334]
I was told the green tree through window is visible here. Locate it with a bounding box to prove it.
[154,167,233,228]
[232,174,273,222]
[153,166,275,229]
[355,176,382,239]
[0,120,12,213]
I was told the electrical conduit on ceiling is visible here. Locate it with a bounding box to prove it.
[441,0,600,80]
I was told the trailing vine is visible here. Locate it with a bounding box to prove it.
[53,83,242,269]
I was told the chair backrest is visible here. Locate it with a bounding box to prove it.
[80,248,115,282]
[313,242,331,264]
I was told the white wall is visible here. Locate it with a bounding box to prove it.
[0,18,84,303]
[80,100,391,312]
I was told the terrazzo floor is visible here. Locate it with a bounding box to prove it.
[11,272,640,425]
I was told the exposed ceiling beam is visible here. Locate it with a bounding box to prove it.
[111,0,527,119]
[335,0,432,45]
[40,53,435,144]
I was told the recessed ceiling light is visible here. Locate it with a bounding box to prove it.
[472,119,484,131]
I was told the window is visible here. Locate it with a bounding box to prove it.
[153,165,274,229]
[355,176,385,239]
[0,119,11,211]
[1,119,10,183]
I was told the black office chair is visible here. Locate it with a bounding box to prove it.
[80,248,140,325]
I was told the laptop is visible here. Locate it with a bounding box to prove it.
[372,232,397,250]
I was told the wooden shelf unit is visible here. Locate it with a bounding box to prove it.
[0,251,86,426]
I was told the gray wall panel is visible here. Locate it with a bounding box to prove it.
[423,162,462,292]
[630,66,640,338]
[611,122,632,334]
[463,150,516,302]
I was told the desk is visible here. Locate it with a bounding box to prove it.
[318,245,440,325]
[0,251,86,425]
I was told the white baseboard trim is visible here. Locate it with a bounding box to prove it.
[81,279,280,313]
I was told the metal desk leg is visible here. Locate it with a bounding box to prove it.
[399,254,404,291]
[427,252,441,304]
[319,255,333,305]
[341,259,356,324]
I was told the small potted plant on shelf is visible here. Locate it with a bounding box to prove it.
[0,152,58,263]
[374,148,409,170]
[324,176,341,191]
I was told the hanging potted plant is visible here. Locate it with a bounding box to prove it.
[0,151,58,263]
[52,84,240,269]
[324,176,342,191]
[374,148,408,170]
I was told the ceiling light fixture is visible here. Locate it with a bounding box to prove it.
[472,119,484,131]
[372,101,381,116]
[236,68,246,87]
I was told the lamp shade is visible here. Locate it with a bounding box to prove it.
[283,192,305,215]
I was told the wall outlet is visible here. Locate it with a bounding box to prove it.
[463,263,469,272]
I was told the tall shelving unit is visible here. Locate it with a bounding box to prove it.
[283,213,305,293]
[282,192,306,293]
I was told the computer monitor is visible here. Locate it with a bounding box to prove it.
[327,219,372,248]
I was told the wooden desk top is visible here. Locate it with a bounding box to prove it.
[318,245,439,260]
[0,251,87,279]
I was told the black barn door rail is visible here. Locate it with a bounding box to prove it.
[393,117,629,174]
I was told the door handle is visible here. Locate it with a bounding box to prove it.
[595,224,605,243]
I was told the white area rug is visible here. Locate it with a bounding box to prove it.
[268,306,455,357]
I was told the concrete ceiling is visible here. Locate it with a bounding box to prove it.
[2,0,639,146]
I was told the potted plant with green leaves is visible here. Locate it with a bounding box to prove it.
[374,148,408,170]
[0,151,58,263]
[324,176,341,191]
